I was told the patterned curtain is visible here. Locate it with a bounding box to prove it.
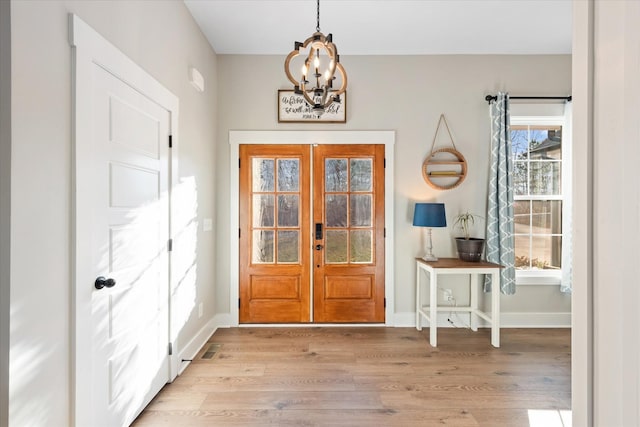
[485,92,516,294]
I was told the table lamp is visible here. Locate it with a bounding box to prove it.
[413,203,447,261]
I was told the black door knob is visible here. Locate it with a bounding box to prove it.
[95,276,116,290]
[315,244,323,250]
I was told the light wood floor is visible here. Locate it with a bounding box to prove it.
[133,327,570,426]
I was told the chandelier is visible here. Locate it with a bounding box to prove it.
[284,0,347,116]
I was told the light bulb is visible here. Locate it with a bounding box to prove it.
[314,56,320,68]
[301,65,307,77]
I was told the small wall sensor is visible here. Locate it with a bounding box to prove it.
[189,67,205,93]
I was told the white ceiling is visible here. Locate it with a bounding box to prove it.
[184,0,572,56]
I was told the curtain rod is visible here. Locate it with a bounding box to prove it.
[485,95,572,104]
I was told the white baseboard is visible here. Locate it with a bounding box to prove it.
[495,312,571,328]
[394,311,571,328]
[205,311,571,332]
[211,312,232,329]
[173,313,231,377]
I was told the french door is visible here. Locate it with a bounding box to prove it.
[239,144,385,323]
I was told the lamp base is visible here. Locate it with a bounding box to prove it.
[421,228,438,262]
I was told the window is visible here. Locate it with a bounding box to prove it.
[510,114,568,285]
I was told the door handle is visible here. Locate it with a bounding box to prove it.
[95,276,116,290]
[315,244,323,250]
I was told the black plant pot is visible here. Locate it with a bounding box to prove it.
[455,238,485,262]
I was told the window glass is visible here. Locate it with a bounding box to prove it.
[510,123,564,273]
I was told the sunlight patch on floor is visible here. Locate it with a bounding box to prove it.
[528,409,572,427]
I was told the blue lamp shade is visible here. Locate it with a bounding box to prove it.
[413,203,447,228]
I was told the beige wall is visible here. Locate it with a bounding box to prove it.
[0,1,11,425]
[9,1,218,425]
[216,54,572,322]
[589,1,640,425]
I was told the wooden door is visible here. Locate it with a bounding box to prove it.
[239,145,311,322]
[239,144,384,323]
[313,145,385,322]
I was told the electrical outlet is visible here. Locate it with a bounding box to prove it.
[441,288,454,302]
[198,302,203,318]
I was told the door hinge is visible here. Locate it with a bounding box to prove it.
[168,238,173,252]
[384,158,386,168]
[384,228,386,238]
[384,298,386,308]
[238,298,241,308]
[169,135,173,148]
[239,228,241,238]
[239,158,241,168]
[168,342,173,356]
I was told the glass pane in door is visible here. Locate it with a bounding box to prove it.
[326,230,348,263]
[325,159,347,192]
[277,159,300,192]
[252,195,274,227]
[350,230,372,263]
[350,159,372,191]
[350,194,372,227]
[252,158,274,191]
[252,230,274,263]
[277,195,299,227]
[277,230,299,263]
[326,195,347,227]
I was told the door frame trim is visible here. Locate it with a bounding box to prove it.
[229,131,395,326]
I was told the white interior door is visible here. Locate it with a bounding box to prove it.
[90,65,170,426]
[71,15,178,427]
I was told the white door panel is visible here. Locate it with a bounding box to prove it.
[109,96,162,159]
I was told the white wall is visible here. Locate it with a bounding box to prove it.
[571,1,594,425]
[9,1,218,425]
[589,1,640,425]
[0,1,11,425]
[216,54,572,324]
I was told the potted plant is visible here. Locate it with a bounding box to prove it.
[454,212,485,262]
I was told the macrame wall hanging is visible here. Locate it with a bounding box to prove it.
[422,114,467,190]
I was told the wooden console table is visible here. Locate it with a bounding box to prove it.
[415,257,503,347]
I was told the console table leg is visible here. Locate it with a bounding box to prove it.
[429,271,438,347]
[470,274,478,331]
[415,263,422,331]
[491,271,500,347]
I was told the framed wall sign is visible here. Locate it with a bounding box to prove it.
[277,89,347,123]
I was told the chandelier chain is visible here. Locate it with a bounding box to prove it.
[316,0,320,32]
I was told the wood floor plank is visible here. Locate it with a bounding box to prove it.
[134,409,480,426]
[353,373,570,393]
[378,390,571,410]
[162,373,357,393]
[132,327,571,427]
[199,390,383,410]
